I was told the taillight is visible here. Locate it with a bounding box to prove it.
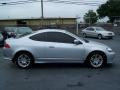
[4,43,11,48]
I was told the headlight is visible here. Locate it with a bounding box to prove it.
[106,48,112,52]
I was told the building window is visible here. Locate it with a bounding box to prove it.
[17,20,27,26]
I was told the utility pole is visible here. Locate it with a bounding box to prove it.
[76,16,80,35]
[89,14,91,26]
[41,0,44,28]
[41,0,44,18]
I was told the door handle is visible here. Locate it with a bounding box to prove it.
[49,46,55,48]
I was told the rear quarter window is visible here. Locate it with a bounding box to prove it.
[29,33,46,41]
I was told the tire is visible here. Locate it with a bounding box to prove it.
[14,52,33,68]
[87,52,106,68]
[83,33,87,38]
[98,34,102,40]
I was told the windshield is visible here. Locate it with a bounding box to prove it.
[95,27,106,31]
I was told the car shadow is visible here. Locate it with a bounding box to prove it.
[8,62,114,70]
[32,63,87,69]
[84,37,113,40]
[10,63,113,70]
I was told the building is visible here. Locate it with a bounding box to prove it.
[0,18,76,31]
[114,19,120,26]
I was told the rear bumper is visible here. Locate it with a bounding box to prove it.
[3,48,14,61]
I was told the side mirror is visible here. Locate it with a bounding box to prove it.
[74,39,82,45]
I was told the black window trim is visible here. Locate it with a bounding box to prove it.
[30,31,80,44]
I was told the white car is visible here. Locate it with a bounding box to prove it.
[82,27,115,39]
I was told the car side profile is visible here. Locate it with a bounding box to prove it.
[3,29,115,68]
[82,27,115,39]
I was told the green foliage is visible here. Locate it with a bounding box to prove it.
[84,10,98,24]
[97,0,120,23]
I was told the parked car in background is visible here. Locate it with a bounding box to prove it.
[3,29,115,68]
[81,27,115,39]
[4,27,33,38]
[0,32,3,41]
[0,32,4,46]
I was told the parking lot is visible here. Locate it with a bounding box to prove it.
[0,34,120,90]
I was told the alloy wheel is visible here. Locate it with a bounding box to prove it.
[17,54,31,68]
[90,54,104,68]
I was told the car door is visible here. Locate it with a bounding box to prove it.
[86,27,96,37]
[29,32,47,61]
[45,31,85,62]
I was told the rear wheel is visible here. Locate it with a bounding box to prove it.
[98,34,102,40]
[87,52,106,68]
[15,52,33,68]
[83,33,87,38]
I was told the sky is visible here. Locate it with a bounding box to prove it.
[0,0,108,21]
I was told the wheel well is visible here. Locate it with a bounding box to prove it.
[85,51,107,63]
[12,51,35,63]
[98,34,102,36]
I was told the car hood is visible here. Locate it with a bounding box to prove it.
[84,40,110,49]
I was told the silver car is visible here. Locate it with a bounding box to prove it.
[3,29,115,68]
[82,27,115,39]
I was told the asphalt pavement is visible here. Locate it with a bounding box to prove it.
[0,35,120,90]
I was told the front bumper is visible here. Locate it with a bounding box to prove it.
[106,51,115,64]
[102,35,114,39]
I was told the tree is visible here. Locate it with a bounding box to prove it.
[84,10,98,25]
[97,0,120,23]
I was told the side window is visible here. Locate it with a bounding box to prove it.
[29,33,46,41]
[86,28,94,31]
[46,32,75,44]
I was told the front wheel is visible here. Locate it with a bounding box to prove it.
[15,52,33,68]
[87,52,105,68]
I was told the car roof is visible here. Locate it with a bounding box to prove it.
[35,29,67,33]
[87,26,102,28]
[24,29,73,38]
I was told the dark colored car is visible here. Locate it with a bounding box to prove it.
[0,32,4,46]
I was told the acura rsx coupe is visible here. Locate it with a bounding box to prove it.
[3,29,115,68]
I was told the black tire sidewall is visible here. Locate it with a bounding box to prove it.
[98,34,102,40]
